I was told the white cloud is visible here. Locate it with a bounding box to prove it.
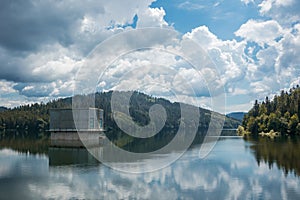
[235,19,284,47]
[258,0,295,14]
[0,0,173,105]
[177,1,206,10]
[137,7,169,28]
[256,45,278,70]
[183,26,247,93]
[83,14,299,113]
[184,26,219,48]
[258,0,299,26]
[276,25,300,72]
[180,16,300,112]
[258,0,274,14]
[0,0,299,114]
[241,0,254,5]
[95,48,212,99]
[0,80,16,94]
[274,0,295,7]
[13,80,75,98]
[173,67,210,97]
[30,47,80,82]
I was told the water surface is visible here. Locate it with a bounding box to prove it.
[0,137,300,199]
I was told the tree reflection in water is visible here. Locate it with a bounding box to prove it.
[0,138,49,155]
[247,136,300,176]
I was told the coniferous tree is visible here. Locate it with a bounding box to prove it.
[240,87,300,136]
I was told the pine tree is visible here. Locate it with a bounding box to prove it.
[241,87,300,136]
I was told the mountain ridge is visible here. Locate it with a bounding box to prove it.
[0,91,241,140]
[226,112,246,121]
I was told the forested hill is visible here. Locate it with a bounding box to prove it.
[0,91,240,138]
[239,86,300,136]
[226,112,246,121]
[0,107,7,112]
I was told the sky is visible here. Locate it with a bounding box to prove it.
[0,0,300,113]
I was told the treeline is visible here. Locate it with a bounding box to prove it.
[0,91,241,139]
[239,86,300,136]
[0,98,71,138]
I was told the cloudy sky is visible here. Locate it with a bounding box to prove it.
[0,0,299,113]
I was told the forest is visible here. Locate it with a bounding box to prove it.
[0,91,241,141]
[238,85,300,137]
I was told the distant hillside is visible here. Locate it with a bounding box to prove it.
[0,107,7,112]
[226,112,246,121]
[238,86,300,136]
[0,91,240,141]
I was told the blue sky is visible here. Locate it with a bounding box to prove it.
[151,0,263,39]
[0,0,299,113]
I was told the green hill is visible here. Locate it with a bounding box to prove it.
[0,91,240,141]
[226,112,246,121]
[238,86,300,137]
[0,106,7,112]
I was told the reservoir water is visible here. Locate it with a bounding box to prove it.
[0,137,300,199]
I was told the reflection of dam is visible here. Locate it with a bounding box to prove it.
[48,146,103,166]
[48,136,233,168]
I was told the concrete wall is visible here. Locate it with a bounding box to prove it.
[50,108,104,131]
[50,131,102,140]
[50,132,105,148]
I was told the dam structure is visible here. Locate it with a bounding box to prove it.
[49,108,105,147]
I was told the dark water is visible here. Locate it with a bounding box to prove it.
[0,137,300,199]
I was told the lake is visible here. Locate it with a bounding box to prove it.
[0,137,300,199]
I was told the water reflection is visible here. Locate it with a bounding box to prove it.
[0,149,48,179]
[0,138,49,155]
[48,147,99,166]
[0,137,300,199]
[0,148,49,200]
[247,136,300,176]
